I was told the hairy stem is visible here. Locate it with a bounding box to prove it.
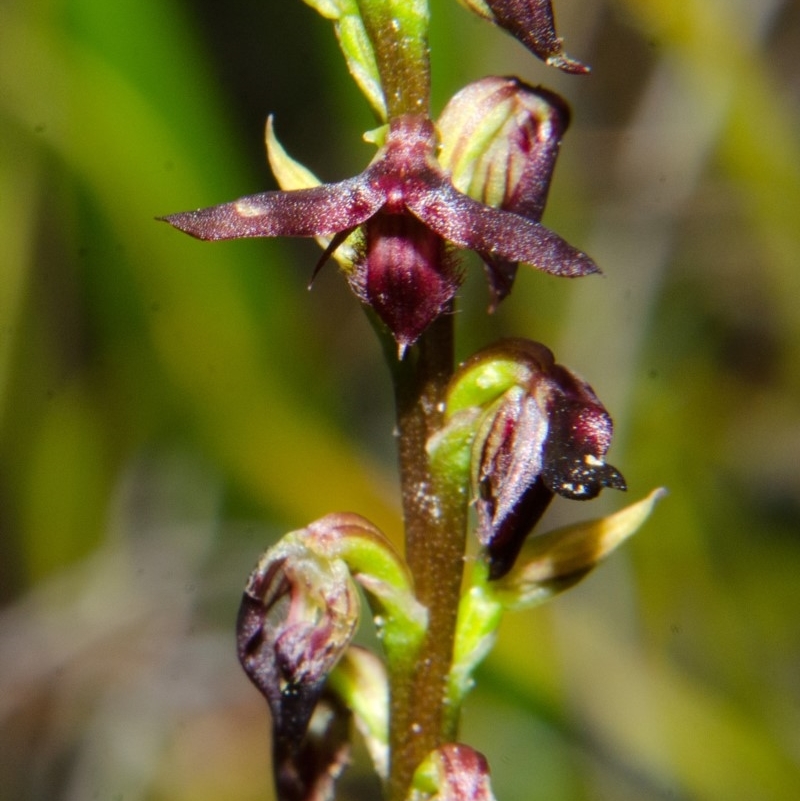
[385,311,468,801]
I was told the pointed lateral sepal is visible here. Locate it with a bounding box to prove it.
[491,488,666,609]
[455,0,590,74]
[328,646,389,780]
[406,183,599,278]
[409,744,498,801]
[158,176,383,241]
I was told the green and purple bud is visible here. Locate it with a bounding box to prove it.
[236,527,361,750]
[439,339,626,577]
[237,512,426,799]
[410,744,497,801]
[437,77,571,306]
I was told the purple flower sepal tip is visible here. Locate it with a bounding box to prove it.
[160,114,599,352]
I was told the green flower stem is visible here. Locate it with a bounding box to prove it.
[384,311,469,801]
[355,0,430,117]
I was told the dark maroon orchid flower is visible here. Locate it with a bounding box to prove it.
[161,114,598,352]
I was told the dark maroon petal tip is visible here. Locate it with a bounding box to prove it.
[485,0,591,75]
[542,399,626,500]
[542,454,626,500]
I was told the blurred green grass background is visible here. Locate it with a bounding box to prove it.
[1,1,799,799]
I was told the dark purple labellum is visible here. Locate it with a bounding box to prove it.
[541,399,627,500]
[356,212,459,352]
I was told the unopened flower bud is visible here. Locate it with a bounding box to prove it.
[444,339,626,577]
[238,512,426,799]
[236,530,361,748]
[438,77,569,215]
[238,511,425,763]
[410,743,497,801]
[437,77,571,305]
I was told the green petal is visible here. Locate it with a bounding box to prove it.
[265,115,322,191]
[302,0,386,119]
[265,116,361,268]
[329,647,389,779]
[492,487,667,610]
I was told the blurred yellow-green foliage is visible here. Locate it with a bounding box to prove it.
[2,1,800,799]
